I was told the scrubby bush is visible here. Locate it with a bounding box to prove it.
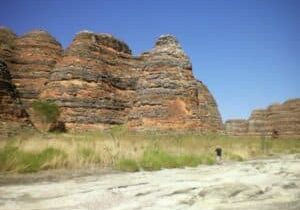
[32,100,60,123]
[31,100,65,132]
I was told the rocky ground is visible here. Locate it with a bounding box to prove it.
[0,155,299,210]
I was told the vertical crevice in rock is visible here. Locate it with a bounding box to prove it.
[0,59,31,136]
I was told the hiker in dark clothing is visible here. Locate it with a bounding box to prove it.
[215,146,222,163]
[271,129,279,139]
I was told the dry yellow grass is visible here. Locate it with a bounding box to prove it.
[1,127,299,173]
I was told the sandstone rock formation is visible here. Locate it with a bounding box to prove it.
[0,27,222,132]
[0,59,30,136]
[225,98,300,138]
[225,119,248,136]
[8,30,62,107]
[0,27,16,62]
[128,35,222,131]
[0,27,63,129]
[40,31,140,130]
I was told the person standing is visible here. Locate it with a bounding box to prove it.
[215,146,222,164]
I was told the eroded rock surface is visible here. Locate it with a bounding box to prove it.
[40,31,138,130]
[0,28,63,107]
[0,27,17,62]
[0,59,30,137]
[1,27,222,132]
[225,98,300,138]
[128,35,222,131]
[225,119,249,136]
[0,155,299,210]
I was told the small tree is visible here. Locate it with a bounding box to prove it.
[31,100,60,131]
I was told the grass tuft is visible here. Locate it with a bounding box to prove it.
[139,149,215,171]
[0,146,66,173]
[117,159,139,172]
[140,149,178,170]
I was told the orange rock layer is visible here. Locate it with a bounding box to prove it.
[0,28,223,132]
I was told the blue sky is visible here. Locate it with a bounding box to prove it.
[1,0,299,121]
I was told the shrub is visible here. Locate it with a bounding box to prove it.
[31,100,60,124]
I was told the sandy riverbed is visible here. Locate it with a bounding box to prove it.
[0,155,300,210]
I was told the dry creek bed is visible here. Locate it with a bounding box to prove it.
[0,154,300,210]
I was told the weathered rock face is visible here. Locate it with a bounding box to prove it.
[9,30,63,107]
[0,59,30,136]
[128,35,222,131]
[1,28,222,132]
[40,31,139,130]
[225,99,300,138]
[224,119,248,136]
[0,27,17,62]
[0,28,63,130]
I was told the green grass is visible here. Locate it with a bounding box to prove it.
[77,147,102,164]
[0,146,66,173]
[140,149,179,170]
[1,129,299,173]
[117,159,139,172]
[120,149,216,172]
